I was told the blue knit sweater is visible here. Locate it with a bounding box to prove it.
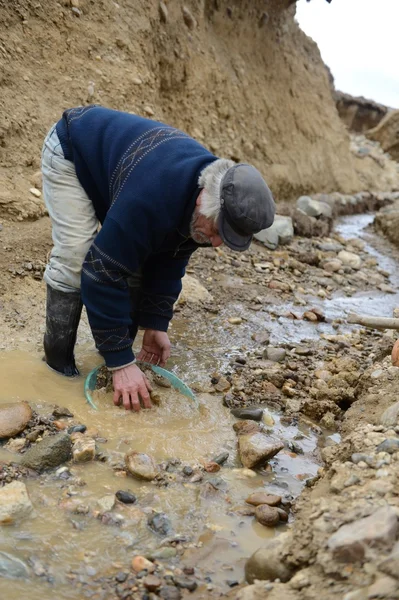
[56,106,217,368]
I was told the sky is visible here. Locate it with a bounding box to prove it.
[295,0,399,108]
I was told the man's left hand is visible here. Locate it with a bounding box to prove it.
[137,329,171,367]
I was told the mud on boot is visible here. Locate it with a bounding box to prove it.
[43,285,83,377]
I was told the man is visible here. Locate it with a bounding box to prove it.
[42,105,275,411]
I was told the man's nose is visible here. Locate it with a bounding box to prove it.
[211,236,223,247]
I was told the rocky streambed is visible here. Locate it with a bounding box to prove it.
[1,194,399,600]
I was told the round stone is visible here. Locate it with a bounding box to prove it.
[116,490,137,504]
[254,504,280,527]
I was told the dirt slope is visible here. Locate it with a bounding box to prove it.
[0,0,398,222]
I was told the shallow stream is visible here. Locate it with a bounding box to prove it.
[0,213,397,598]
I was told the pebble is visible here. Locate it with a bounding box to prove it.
[68,424,87,434]
[262,410,275,426]
[211,452,229,465]
[238,433,284,469]
[351,453,372,465]
[5,438,26,452]
[287,440,304,455]
[173,576,197,591]
[228,317,242,324]
[231,408,263,421]
[125,451,159,481]
[148,512,172,536]
[159,585,182,599]
[203,462,220,473]
[265,347,286,362]
[303,311,318,322]
[116,490,137,504]
[115,571,127,583]
[246,492,282,507]
[276,507,289,522]
[148,547,177,560]
[0,481,33,524]
[73,437,96,462]
[52,406,74,418]
[182,466,193,476]
[376,439,399,454]
[380,402,399,427]
[29,187,41,198]
[144,574,162,591]
[97,495,115,513]
[131,556,155,573]
[254,504,280,527]
[0,551,30,579]
[0,402,32,439]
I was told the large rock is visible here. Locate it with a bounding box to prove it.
[125,451,159,481]
[368,109,399,161]
[0,402,32,438]
[0,551,30,579]
[20,432,72,472]
[297,196,333,218]
[293,209,331,238]
[0,481,33,524]
[238,433,284,469]
[245,533,293,583]
[177,275,213,305]
[337,250,362,270]
[254,215,293,249]
[327,506,398,562]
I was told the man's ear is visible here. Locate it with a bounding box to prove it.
[196,190,203,206]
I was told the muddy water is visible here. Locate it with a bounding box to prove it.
[2,212,388,598]
[0,346,321,599]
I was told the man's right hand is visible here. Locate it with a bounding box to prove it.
[112,363,153,411]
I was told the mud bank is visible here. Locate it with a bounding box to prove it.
[1,0,399,224]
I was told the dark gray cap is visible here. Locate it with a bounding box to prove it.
[218,164,275,252]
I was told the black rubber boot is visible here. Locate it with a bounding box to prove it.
[44,285,83,377]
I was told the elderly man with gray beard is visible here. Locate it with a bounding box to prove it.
[41,105,275,411]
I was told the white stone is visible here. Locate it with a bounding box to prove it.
[338,250,362,270]
[97,494,115,513]
[297,196,333,218]
[72,437,96,462]
[238,433,284,468]
[254,215,294,249]
[177,275,213,305]
[0,481,33,524]
[125,451,159,481]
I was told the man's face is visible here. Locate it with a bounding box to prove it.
[190,208,223,247]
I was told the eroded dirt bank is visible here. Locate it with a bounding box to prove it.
[1,0,399,224]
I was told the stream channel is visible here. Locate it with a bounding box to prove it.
[0,213,398,599]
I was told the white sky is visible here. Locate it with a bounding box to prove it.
[295,0,399,108]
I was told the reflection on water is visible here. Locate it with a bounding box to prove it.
[0,350,321,598]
